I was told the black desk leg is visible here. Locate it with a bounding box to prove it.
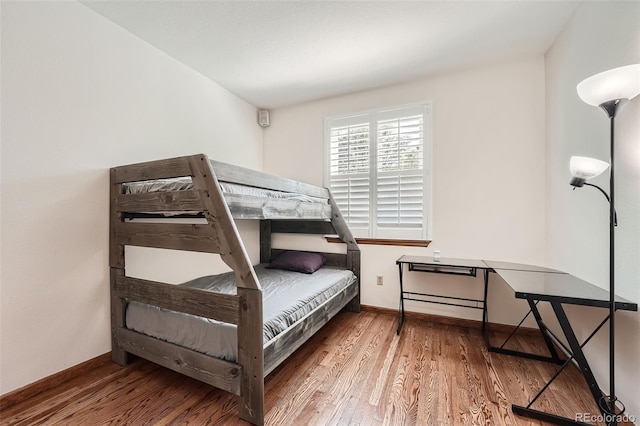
[512,301,610,426]
[511,406,591,426]
[396,262,405,335]
[552,302,613,424]
[482,269,490,345]
[484,272,562,364]
[527,299,562,362]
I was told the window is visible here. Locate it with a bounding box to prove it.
[324,103,431,240]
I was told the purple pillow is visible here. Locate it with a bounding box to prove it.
[267,251,326,274]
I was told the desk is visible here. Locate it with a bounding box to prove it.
[487,265,637,426]
[396,255,490,335]
[396,256,638,426]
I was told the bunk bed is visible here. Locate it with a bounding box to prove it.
[110,154,360,425]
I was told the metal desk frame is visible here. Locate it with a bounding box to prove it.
[395,256,638,426]
[396,256,488,335]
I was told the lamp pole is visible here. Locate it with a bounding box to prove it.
[605,105,616,416]
[597,98,623,420]
[576,64,640,423]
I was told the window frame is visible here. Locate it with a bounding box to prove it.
[323,102,433,241]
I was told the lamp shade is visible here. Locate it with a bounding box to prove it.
[577,64,640,106]
[570,156,609,180]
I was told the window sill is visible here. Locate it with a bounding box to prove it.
[324,236,431,247]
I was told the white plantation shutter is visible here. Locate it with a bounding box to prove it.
[375,108,425,238]
[377,171,424,228]
[326,103,430,239]
[328,116,371,236]
[330,175,370,230]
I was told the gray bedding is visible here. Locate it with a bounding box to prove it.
[126,264,356,362]
[123,179,332,220]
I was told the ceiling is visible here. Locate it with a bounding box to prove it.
[82,1,579,109]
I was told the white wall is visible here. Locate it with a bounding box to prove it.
[0,1,262,395]
[264,58,547,325]
[545,1,640,418]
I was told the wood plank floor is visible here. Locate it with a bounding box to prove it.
[1,311,619,425]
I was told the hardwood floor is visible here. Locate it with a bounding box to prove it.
[1,311,618,425]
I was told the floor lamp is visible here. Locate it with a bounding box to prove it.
[571,63,640,420]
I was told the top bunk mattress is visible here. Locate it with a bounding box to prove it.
[125,264,357,362]
[123,178,332,220]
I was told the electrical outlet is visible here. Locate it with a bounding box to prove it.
[377,275,383,286]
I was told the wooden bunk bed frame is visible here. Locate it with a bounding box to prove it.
[110,154,360,425]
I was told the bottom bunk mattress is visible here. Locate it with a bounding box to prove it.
[125,264,356,362]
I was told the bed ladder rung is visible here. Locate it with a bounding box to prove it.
[115,190,204,213]
[116,327,241,395]
[115,222,221,253]
[112,156,194,183]
[116,275,240,324]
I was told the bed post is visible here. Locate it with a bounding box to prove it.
[189,155,265,425]
[346,249,361,312]
[109,168,129,365]
[259,220,271,264]
[237,287,264,424]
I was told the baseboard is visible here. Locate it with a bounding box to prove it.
[361,304,540,336]
[0,352,112,410]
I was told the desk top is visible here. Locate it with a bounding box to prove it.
[396,255,637,311]
[482,260,564,274]
[493,268,638,311]
[396,256,560,273]
[396,255,487,269]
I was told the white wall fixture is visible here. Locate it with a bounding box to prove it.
[258,110,270,127]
